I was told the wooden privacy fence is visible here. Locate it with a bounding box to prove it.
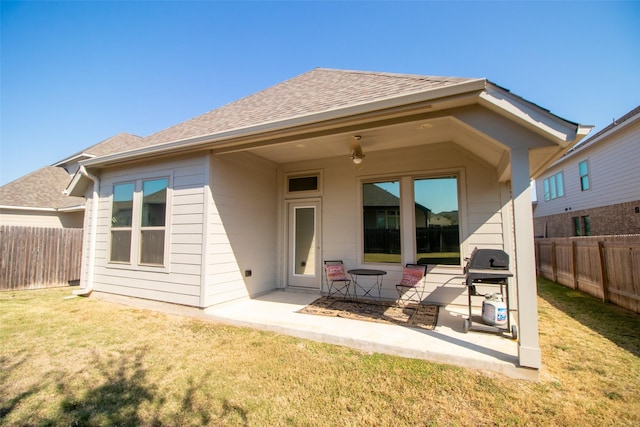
[535,235,640,313]
[0,225,83,291]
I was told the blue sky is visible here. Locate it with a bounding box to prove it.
[1,1,639,186]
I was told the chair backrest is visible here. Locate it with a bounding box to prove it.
[399,263,427,286]
[324,260,348,281]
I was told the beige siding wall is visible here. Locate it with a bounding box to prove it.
[0,209,84,228]
[282,142,506,305]
[204,152,278,306]
[91,155,207,306]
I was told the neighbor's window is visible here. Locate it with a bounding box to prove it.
[543,172,564,201]
[573,217,581,236]
[110,177,169,267]
[414,177,460,265]
[579,160,590,191]
[363,181,400,263]
[573,215,591,236]
[140,178,168,265]
[110,182,134,263]
[582,215,591,236]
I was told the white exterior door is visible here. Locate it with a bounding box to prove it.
[287,200,321,289]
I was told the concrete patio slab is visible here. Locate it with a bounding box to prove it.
[90,289,538,381]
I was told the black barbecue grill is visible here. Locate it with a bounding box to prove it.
[463,248,517,339]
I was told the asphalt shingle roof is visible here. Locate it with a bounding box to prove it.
[0,166,84,209]
[2,68,476,210]
[1,133,144,210]
[59,132,145,161]
[143,68,475,146]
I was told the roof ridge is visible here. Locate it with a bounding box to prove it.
[314,67,472,82]
[577,105,640,145]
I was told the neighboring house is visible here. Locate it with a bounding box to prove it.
[66,68,592,370]
[0,166,86,228]
[0,133,144,228]
[533,106,640,237]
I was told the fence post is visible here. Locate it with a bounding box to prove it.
[551,241,557,282]
[571,240,578,290]
[598,240,608,303]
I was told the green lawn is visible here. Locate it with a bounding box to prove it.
[1,278,639,426]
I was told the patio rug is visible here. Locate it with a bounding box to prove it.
[297,296,439,330]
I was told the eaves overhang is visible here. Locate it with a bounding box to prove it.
[0,204,84,212]
[79,79,489,169]
[479,82,592,148]
[551,109,640,168]
[52,152,96,168]
[65,169,91,198]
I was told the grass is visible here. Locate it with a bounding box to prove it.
[1,277,639,426]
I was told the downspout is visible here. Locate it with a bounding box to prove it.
[73,165,99,296]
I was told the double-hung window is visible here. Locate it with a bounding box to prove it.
[579,160,590,191]
[110,183,135,263]
[543,172,564,201]
[110,178,169,267]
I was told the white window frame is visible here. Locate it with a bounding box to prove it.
[360,169,465,268]
[543,171,564,201]
[285,170,323,198]
[108,174,172,272]
[579,160,590,191]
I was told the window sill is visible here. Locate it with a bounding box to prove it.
[106,262,170,274]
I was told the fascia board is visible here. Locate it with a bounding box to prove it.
[561,112,640,160]
[81,79,488,168]
[52,152,96,167]
[57,205,85,212]
[479,83,592,147]
[0,205,56,212]
[0,204,85,213]
[65,169,91,197]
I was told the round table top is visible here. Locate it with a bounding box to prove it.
[347,269,387,276]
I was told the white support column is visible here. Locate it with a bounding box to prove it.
[511,147,542,369]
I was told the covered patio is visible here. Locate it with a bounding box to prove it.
[68,69,592,376]
[91,289,537,380]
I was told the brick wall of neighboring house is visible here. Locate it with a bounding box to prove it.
[534,200,640,238]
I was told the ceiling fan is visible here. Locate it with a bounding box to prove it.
[349,135,365,169]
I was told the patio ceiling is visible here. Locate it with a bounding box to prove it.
[222,113,553,182]
[212,108,580,181]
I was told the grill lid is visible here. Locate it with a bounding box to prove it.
[466,248,509,270]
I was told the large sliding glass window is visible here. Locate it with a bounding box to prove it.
[363,181,400,263]
[362,176,461,266]
[414,177,460,265]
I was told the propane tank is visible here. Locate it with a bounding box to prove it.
[482,293,507,326]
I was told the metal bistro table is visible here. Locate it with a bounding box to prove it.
[347,269,387,301]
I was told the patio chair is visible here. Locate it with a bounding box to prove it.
[323,260,351,299]
[396,263,428,306]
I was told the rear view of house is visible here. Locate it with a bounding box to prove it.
[66,68,592,370]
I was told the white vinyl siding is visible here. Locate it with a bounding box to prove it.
[91,155,207,306]
[534,121,640,218]
[204,152,278,306]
